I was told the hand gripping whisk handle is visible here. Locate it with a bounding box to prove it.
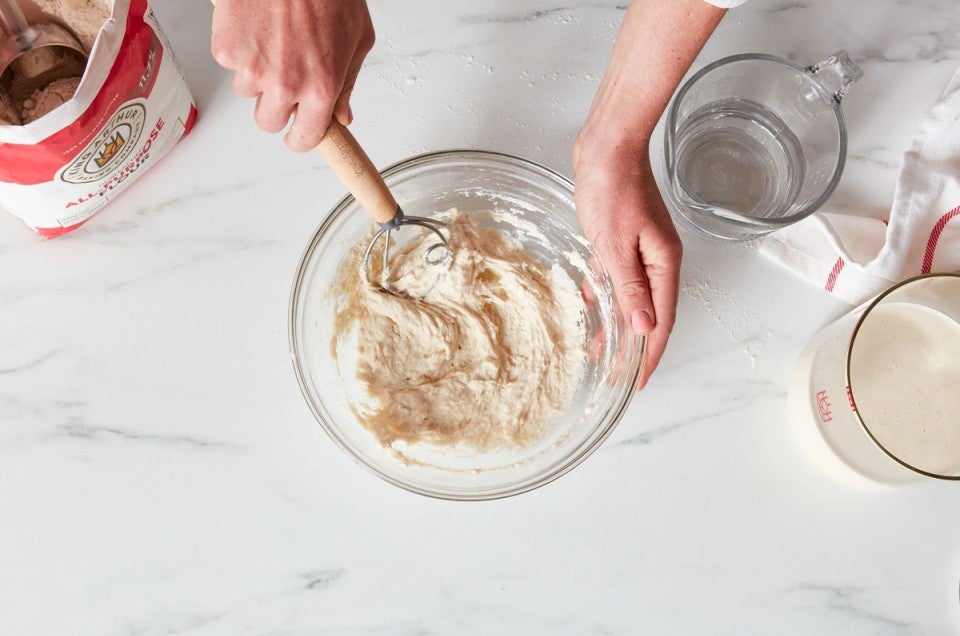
[206,0,400,227]
[318,120,401,228]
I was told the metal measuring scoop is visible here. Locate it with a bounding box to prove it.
[0,0,87,125]
[320,122,452,297]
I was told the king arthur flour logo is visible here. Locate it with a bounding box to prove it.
[61,102,146,185]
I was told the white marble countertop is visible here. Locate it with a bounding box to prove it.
[3,0,960,633]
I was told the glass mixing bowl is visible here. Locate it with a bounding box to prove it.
[289,150,644,500]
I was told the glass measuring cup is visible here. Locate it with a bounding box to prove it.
[789,273,960,485]
[663,51,862,241]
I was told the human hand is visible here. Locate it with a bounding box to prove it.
[570,0,722,389]
[211,0,375,152]
[573,130,682,390]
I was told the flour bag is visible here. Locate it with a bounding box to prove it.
[0,0,197,237]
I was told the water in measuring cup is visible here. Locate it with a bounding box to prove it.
[673,98,805,219]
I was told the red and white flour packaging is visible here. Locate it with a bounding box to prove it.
[0,0,197,238]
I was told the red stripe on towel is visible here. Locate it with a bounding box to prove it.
[921,204,960,274]
[825,257,846,292]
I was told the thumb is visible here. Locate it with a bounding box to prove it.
[333,47,367,127]
[599,238,656,335]
[333,88,354,127]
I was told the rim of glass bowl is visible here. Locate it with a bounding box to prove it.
[288,149,645,500]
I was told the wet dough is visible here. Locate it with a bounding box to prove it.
[332,211,585,450]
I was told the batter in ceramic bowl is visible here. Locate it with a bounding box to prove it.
[331,210,586,450]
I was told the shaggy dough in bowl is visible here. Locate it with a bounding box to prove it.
[331,210,586,451]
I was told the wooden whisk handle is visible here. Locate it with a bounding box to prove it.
[317,121,400,226]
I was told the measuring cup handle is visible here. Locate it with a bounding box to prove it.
[806,50,862,103]
[317,121,401,227]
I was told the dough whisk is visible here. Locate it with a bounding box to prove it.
[320,122,452,297]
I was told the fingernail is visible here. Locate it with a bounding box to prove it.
[630,310,654,334]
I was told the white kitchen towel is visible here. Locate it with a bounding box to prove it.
[760,64,960,305]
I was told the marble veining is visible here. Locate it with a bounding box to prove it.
[784,584,913,630]
[461,4,628,24]
[1,0,959,634]
[301,569,346,590]
[50,422,241,450]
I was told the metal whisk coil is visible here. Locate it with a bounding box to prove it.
[361,208,453,296]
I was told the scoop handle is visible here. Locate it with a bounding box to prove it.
[317,121,400,226]
[207,0,398,226]
[0,0,30,41]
